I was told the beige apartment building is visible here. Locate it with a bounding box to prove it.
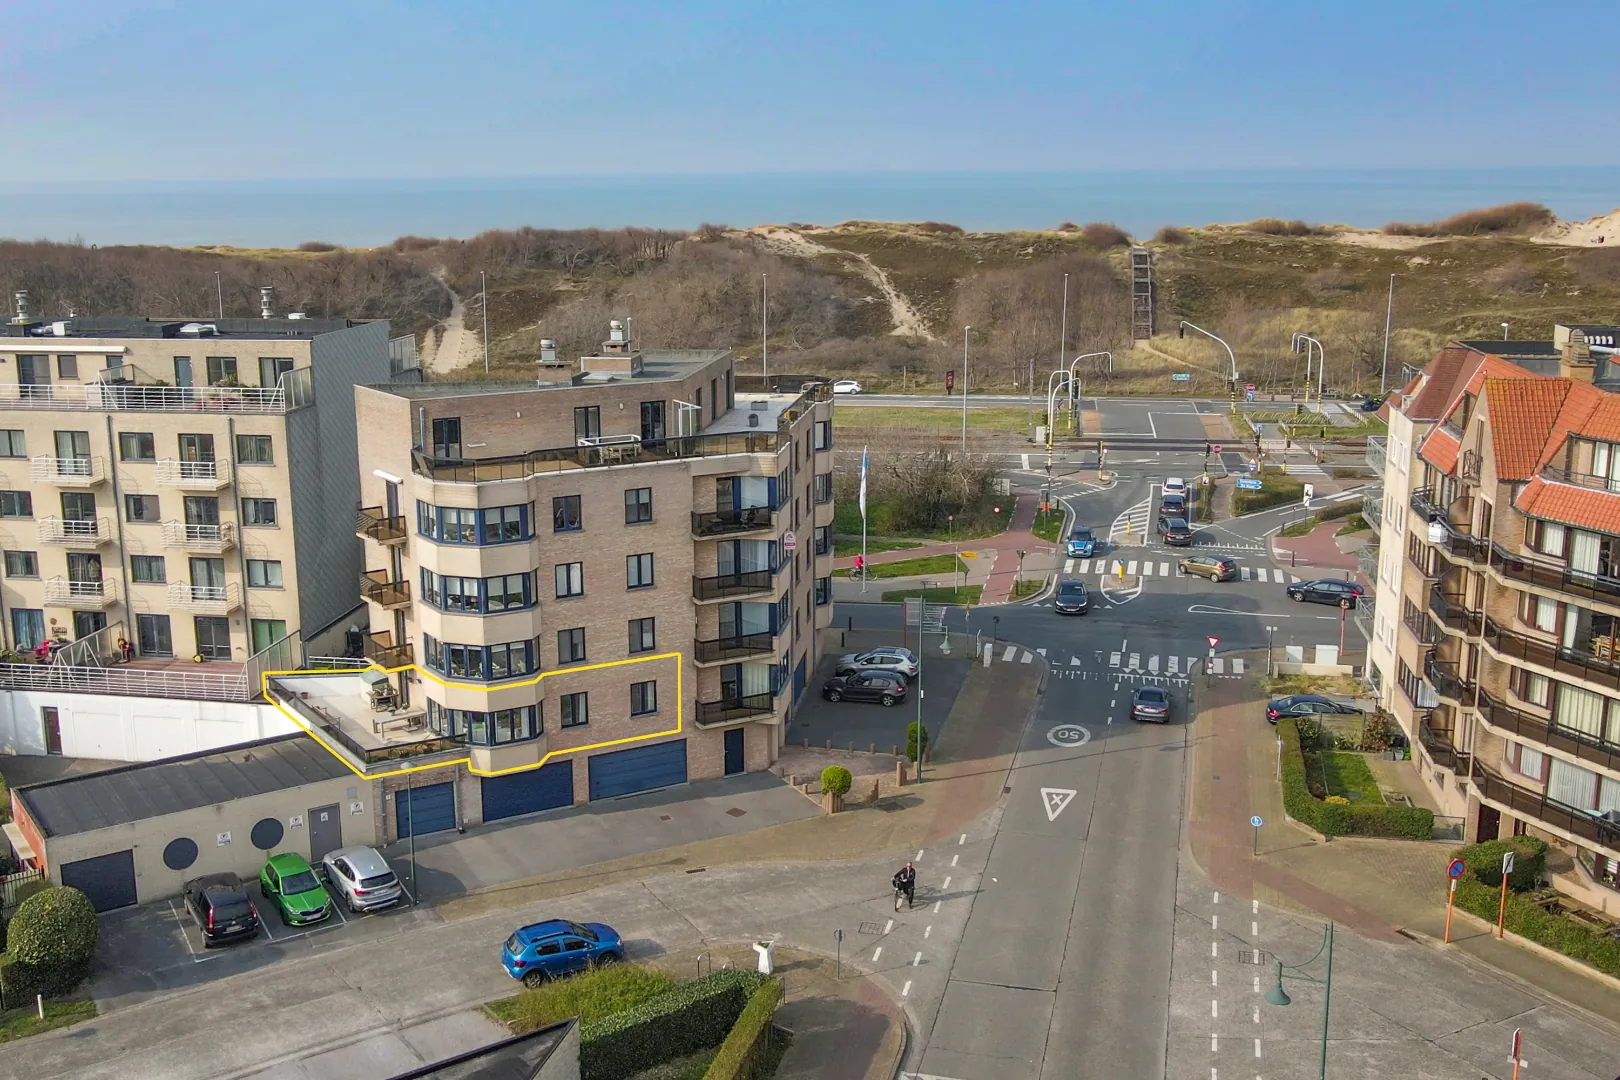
[271,323,836,834]
[1374,329,1620,908]
[0,290,408,672]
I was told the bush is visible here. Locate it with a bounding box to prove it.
[906,722,929,763]
[1153,225,1189,244]
[581,970,765,1080]
[1452,875,1620,978]
[4,886,98,997]
[703,978,784,1080]
[819,766,853,798]
[1276,719,1433,840]
[1242,218,1322,237]
[1233,477,1306,515]
[914,222,964,234]
[496,962,676,1034]
[1081,222,1130,249]
[1384,202,1554,237]
[1314,499,1362,522]
[1452,836,1547,891]
[296,240,341,253]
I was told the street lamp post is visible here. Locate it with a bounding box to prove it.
[1178,321,1239,394]
[1265,921,1336,1080]
[480,270,490,374]
[961,327,973,454]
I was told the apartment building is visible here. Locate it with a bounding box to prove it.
[1374,328,1620,908]
[268,323,835,836]
[0,290,407,674]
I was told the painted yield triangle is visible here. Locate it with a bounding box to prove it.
[1041,787,1078,822]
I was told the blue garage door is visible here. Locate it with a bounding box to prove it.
[481,761,574,822]
[395,781,457,839]
[59,849,137,912]
[588,740,688,801]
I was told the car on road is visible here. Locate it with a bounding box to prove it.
[1053,578,1090,614]
[831,379,863,395]
[1157,516,1193,546]
[836,646,919,679]
[502,919,625,987]
[1286,578,1365,607]
[1266,694,1364,725]
[259,852,332,926]
[1066,525,1096,558]
[183,873,261,948]
[822,671,908,706]
[1159,491,1188,517]
[1163,477,1188,497]
[1132,686,1171,723]
[321,846,405,913]
[1179,554,1239,581]
[1360,395,1385,413]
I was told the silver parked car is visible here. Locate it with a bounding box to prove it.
[835,646,920,680]
[320,846,405,913]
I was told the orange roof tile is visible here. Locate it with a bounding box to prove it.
[1582,396,1620,441]
[1420,428,1460,474]
[1405,347,1478,420]
[1516,477,1620,535]
[1482,378,1572,480]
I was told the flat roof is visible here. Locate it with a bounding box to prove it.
[16,733,354,839]
[386,1019,573,1080]
[707,392,798,433]
[371,349,728,400]
[2,316,360,341]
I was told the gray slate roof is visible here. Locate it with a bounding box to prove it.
[17,734,354,838]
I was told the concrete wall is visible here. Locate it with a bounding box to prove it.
[0,690,297,760]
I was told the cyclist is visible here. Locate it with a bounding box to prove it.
[891,862,916,909]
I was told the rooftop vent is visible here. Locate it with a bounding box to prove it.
[11,290,28,325]
[178,322,219,336]
[260,286,274,320]
[540,339,558,365]
[287,312,307,320]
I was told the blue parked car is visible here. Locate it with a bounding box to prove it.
[502,919,625,987]
[1066,525,1096,558]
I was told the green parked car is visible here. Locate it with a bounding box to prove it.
[259,853,332,926]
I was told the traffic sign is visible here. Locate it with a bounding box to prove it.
[1211,444,1223,453]
[1448,858,1466,880]
[1246,383,1256,392]
[1250,815,1264,828]
[1206,635,1221,650]
[782,530,798,552]
[1502,851,1515,876]
[1236,477,1262,490]
[1171,373,1191,382]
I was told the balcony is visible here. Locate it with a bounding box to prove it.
[167,581,242,614]
[1540,463,1620,494]
[1482,618,1620,693]
[694,632,776,666]
[37,516,109,547]
[364,629,414,669]
[1362,490,1383,531]
[691,506,777,539]
[156,458,231,490]
[160,520,237,553]
[1365,436,1387,476]
[1487,543,1620,610]
[1471,760,1620,858]
[42,576,118,606]
[417,429,783,484]
[1417,712,1470,774]
[1409,487,1443,521]
[360,570,412,609]
[0,375,297,414]
[694,691,777,727]
[29,456,107,486]
[356,506,408,545]
[692,568,780,602]
[1476,689,1620,777]
[1427,585,1483,638]
[1423,652,1476,705]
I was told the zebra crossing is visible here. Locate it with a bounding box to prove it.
[984,642,1254,684]
[1059,558,1305,584]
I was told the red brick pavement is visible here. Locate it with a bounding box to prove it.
[1270,520,1360,573]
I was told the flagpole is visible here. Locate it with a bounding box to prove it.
[860,446,869,594]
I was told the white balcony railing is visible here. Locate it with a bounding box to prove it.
[37,516,109,546]
[159,520,237,552]
[0,380,293,414]
[155,458,231,489]
[29,456,107,484]
[0,663,253,701]
[42,577,117,606]
[167,580,242,613]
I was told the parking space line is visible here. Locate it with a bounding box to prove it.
[169,900,218,965]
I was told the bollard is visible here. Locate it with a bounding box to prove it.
[848,741,854,752]
[869,779,881,804]
[869,743,876,754]
[802,738,808,748]
[893,744,900,757]
[825,739,832,750]
[896,760,908,786]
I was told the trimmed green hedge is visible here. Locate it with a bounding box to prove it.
[819,766,853,799]
[703,978,784,1080]
[581,969,765,1080]
[1277,719,1434,840]
[1451,874,1620,978]
[3,887,97,998]
[1452,836,1547,890]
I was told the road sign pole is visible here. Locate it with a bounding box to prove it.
[1445,878,1457,944]
[1510,1028,1523,1080]
[1498,850,1515,939]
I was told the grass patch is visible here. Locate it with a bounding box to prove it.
[1320,752,1384,804]
[831,492,1011,541]
[1010,579,1045,599]
[1278,518,1316,538]
[485,964,676,1034]
[851,553,966,580]
[1233,476,1306,515]
[1337,514,1370,535]
[832,536,922,558]
[1259,673,1365,697]
[880,585,982,605]
[1031,508,1064,543]
[0,998,96,1043]
[834,405,1035,435]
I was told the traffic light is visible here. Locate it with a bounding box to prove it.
[1204,442,1212,456]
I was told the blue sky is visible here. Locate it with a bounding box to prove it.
[2,0,1615,182]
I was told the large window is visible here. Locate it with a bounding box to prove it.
[205,356,238,385]
[814,419,831,451]
[629,617,656,654]
[136,613,172,657]
[241,497,278,527]
[10,609,44,651]
[627,553,655,589]
[573,406,601,441]
[124,494,160,522]
[631,681,658,716]
[420,569,534,614]
[422,634,541,682]
[247,559,283,588]
[815,577,831,605]
[0,491,33,518]
[235,434,273,465]
[557,627,586,664]
[625,487,653,524]
[131,555,166,584]
[553,495,582,532]
[426,700,541,745]
[0,431,26,459]
[560,692,588,728]
[555,562,584,598]
[417,501,531,545]
[431,417,461,458]
[3,551,38,578]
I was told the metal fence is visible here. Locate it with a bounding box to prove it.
[0,868,45,909]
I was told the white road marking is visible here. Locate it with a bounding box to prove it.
[884,918,894,934]
[1255,1039,1263,1058]
[902,980,912,996]
[1252,1006,1259,1023]
[925,925,933,939]
[1002,645,1017,661]
[1252,899,1258,913]
[1241,567,1252,581]
[1109,652,1121,667]
[1211,1035,1219,1053]
[932,901,941,913]
[959,833,967,845]
[1148,655,1160,673]
[1021,651,1033,663]
[1064,559,1074,573]
[951,853,959,867]
[1078,559,1091,573]
[1070,655,1083,666]
[1291,574,1302,583]
[1212,658,1225,674]
[1129,652,1141,669]
[917,849,925,860]
[1253,976,1260,993]
[1036,647,1047,656]
[1212,914,1218,930]
[1159,561,1169,576]
[1212,1000,1218,1018]
[1211,969,1218,986]
[1141,562,1154,577]
[912,951,923,967]
[873,946,883,961]
[1168,656,1180,674]
[1252,921,1259,936]
[1111,700,1116,707]
[942,876,952,890]
[1127,560,1138,574]
[1233,658,1245,675]
[1211,942,1218,957]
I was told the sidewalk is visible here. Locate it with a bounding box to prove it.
[1189,667,1620,1029]
[1269,519,1360,572]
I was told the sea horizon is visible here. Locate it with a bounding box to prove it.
[0,167,1615,249]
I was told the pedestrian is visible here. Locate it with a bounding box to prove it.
[117,635,133,662]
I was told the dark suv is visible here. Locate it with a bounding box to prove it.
[1159,491,1187,518]
[183,873,261,947]
[1158,516,1193,546]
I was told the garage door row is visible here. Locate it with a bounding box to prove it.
[394,738,694,839]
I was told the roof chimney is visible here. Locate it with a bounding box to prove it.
[11,290,29,325]
[540,338,558,365]
[260,286,275,320]
[1561,331,1596,383]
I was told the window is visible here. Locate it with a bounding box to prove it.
[813,473,833,504]
[250,619,288,654]
[625,487,653,524]
[247,559,283,588]
[260,356,295,388]
[486,573,532,611]
[57,355,78,379]
[557,628,586,664]
[124,494,160,522]
[0,431,24,459]
[479,504,524,543]
[430,417,462,458]
[205,356,238,385]
[555,562,584,598]
[0,491,33,518]
[420,569,533,613]
[574,406,601,441]
[629,617,656,654]
[553,495,582,532]
[131,555,166,584]
[627,553,655,589]
[814,526,831,556]
[118,432,155,462]
[11,609,45,651]
[241,498,278,526]
[422,635,539,681]
[815,577,831,605]
[3,551,38,578]
[1534,520,1566,558]
[416,501,530,544]
[560,692,588,728]
[425,700,540,745]
[235,434,273,465]
[814,419,831,451]
[631,681,658,716]
[136,613,172,657]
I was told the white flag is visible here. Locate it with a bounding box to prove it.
[859,446,869,521]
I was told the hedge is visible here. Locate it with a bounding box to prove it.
[1276,718,1434,840]
[703,978,784,1080]
[1451,836,1547,891]
[580,969,765,1080]
[4,887,97,997]
[1451,874,1620,978]
[819,766,853,799]
[906,723,929,763]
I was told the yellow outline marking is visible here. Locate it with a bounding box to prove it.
[262,651,686,779]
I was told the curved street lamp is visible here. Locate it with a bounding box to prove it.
[1177,320,1239,385]
[1264,920,1335,1079]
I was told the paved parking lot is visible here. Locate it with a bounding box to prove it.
[790,632,971,752]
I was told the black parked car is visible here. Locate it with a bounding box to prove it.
[1159,492,1188,518]
[1053,578,1090,615]
[822,672,908,706]
[1158,516,1193,546]
[1286,578,1365,607]
[1132,686,1171,723]
[1266,695,1363,725]
[183,872,261,947]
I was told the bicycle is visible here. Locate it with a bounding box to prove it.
[848,565,871,581]
[892,883,916,911]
